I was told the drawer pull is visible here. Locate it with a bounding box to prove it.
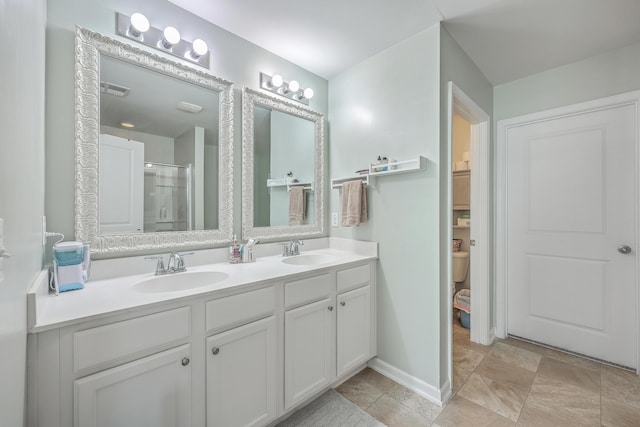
[212,347,220,355]
[328,306,334,311]
[181,357,190,366]
[340,301,346,307]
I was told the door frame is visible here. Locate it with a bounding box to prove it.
[446,82,492,345]
[496,91,640,373]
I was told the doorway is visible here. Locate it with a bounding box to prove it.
[496,91,640,371]
[446,82,492,395]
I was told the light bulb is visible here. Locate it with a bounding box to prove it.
[129,13,149,37]
[270,74,283,88]
[162,26,181,49]
[288,80,300,92]
[191,39,208,58]
[303,88,314,99]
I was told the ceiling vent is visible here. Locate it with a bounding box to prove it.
[176,101,204,113]
[100,81,131,97]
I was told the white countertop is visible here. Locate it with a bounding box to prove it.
[28,238,377,333]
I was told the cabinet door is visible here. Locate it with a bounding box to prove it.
[452,171,470,209]
[337,285,371,377]
[206,316,277,427]
[284,297,334,410]
[74,344,191,427]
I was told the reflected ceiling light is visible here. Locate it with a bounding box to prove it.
[145,163,154,168]
[176,101,204,113]
[116,12,210,68]
[120,121,135,128]
[259,72,313,105]
[161,26,181,49]
[129,13,150,38]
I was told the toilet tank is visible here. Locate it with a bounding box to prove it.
[452,251,470,282]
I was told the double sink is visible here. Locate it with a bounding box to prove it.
[132,253,338,293]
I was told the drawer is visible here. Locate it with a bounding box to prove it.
[284,273,333,309]
[74,306,191,373]
[337,264,370,293]
[206,286,275,332]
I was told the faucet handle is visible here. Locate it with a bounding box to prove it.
[145,255,166,275]
[278,242,290,257]
[174,252,194,271]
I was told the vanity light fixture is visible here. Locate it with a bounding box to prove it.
[161,26,181,50]
[116,12,210,68]
[259,72,314,105]
[189,39,209,60]
[129,13,150,38]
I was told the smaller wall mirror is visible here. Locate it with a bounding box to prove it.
[242,87,325,241]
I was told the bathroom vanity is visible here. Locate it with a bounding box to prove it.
[27,241,377,427]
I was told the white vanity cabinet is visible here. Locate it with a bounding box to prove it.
[283,273,335,410]
[336,264,373,377]
[74,344,192,427]
[29,257,377,427]
[204,287,278,427]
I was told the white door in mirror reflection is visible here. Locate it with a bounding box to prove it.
[99,134,144,234]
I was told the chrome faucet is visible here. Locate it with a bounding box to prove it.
[145,251,193,275]
[289,240,303,256]
[279,240,304,257]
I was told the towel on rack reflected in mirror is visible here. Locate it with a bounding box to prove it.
[289,186,306,225]
[341,180,367,227]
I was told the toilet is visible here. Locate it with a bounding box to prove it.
[452,250,469,292]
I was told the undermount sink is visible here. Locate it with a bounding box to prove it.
[132,271,229,293]
[281,254,338,266]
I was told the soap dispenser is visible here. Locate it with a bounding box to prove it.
[229,235,241,264]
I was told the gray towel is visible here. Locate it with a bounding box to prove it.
[341,180,367,227]
[289,186,305,225]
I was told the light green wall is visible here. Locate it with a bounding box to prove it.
[329,26,442,387]
[439,26,493,387]
[0,0,46,425]
[45,0,328,243]
[494,41,640,122]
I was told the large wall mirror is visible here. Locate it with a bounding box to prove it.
[75,27,234,256]
[242,88,325,241]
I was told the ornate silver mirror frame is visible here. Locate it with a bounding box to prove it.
[242,87,325,241]
[75,27,234,256]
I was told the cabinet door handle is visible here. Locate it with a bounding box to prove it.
[340,301,346,307]
[328,306,334,311]
[181,357,190,366]
[212,347,220,355]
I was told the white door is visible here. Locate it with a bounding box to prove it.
[206,316,277,427]
[74,344,191,427]
[284,297,334,410]
[336,285,371,377]
[99,134,144,234]
[505,100,637,368]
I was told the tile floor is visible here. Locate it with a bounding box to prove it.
[335,315,640,426]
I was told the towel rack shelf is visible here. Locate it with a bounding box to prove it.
[267,179,314,192]
[331,156,426,189]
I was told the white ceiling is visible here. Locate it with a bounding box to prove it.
[169,0,640,84]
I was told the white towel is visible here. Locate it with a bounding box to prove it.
[341,180,367,227]
[289,186,305,225]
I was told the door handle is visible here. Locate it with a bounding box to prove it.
[469,240,476,247]
[618,245,632,254]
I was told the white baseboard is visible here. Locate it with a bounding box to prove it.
[367,357,449,405]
